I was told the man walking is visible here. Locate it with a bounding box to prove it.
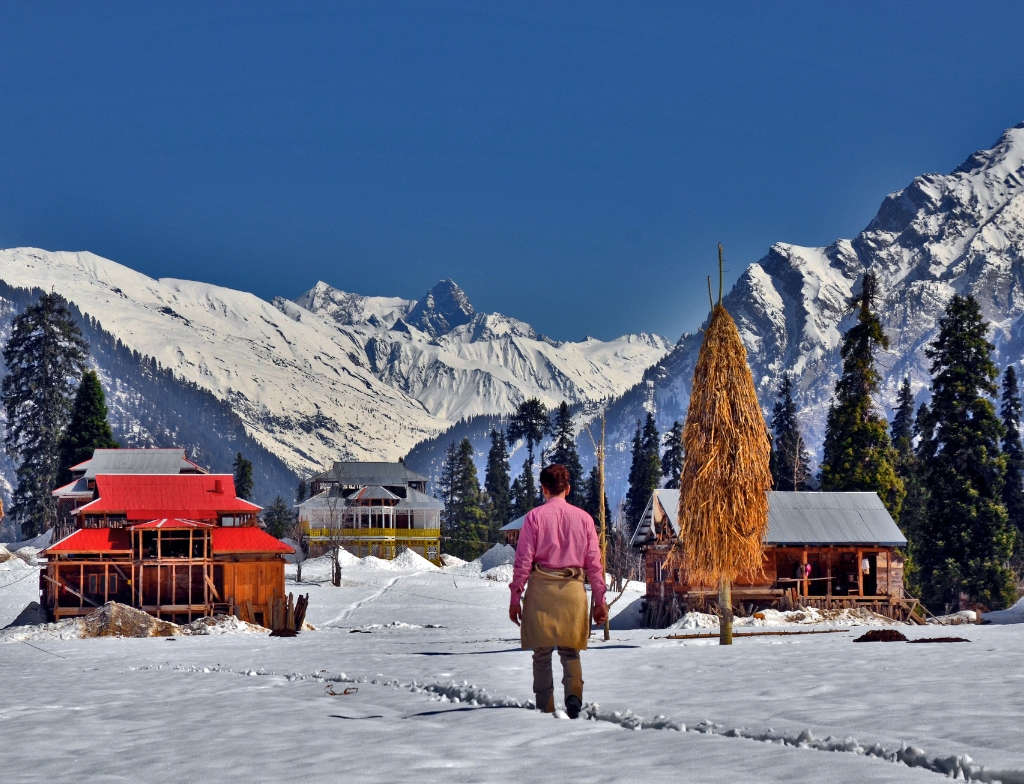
[509,463,608,718]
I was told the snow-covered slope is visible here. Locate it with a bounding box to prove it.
[284,280,672,422]
[0,254,670,477]
[0,250,444,473]
[602,120,1024,501]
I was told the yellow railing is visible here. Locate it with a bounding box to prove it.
[305,527,441,541]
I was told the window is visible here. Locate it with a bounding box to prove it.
[654,560,663,582]
[88,574,99,594]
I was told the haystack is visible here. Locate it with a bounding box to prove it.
[675,293,772,642]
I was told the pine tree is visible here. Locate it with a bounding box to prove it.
[509,473,528,521]
[484,429,512,540]
[1000,365,1024,559]
[233,452,254,500]
[547,402,585,506]
[769,373,811,491]
[624,413,662,534]
[891,377,916,474]
[506,398,550,515]
[820,273,904,516]
[914,294,1016,610]
[661,421,684,490]
[442,438,489,560]
[437,441,458,531]
[262,495,293,539]
[56,370,119,485]
[1,292,89,536]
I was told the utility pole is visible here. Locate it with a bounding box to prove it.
[597,414,610,641]
[586,411,611,641]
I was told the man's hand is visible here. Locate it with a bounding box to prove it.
[509,603,522,626]
[592,602,608,626]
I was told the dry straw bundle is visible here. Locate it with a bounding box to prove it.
[674,300,772,587]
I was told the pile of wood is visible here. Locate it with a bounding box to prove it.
[234,592,309,636]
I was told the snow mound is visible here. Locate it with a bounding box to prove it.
[440,554,466,568]
[3,602,47,629]
[482,564,514,583]
[0,549,37,572]
[982,595,1024,624]
[669,612,720,630]
[737,607,901,627]
[391,548,439,571]
[667,606,902,631]
[2,602,181,642]
[928,610,977,626]
[358,556,396,571]
[12,547,40,567]
[180,615,268,636]
[477,543,516,571]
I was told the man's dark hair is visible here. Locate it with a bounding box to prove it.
[540,464,571,496]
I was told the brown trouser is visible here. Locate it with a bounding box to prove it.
[532,646,583,712]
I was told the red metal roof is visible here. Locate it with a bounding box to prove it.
[43,528,131,554]
[76,474,262,520]
[212,527,294,554]
[128,518,215,530]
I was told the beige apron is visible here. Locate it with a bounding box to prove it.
[520,565,589,651]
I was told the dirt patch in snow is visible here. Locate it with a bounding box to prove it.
[854,629,908,642]
[907,636,970,643]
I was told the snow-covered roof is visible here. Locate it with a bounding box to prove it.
[632,490,906,548]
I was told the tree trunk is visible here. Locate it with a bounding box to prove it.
[719,578,733,645]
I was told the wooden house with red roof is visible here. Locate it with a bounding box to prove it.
[41,465,292,626]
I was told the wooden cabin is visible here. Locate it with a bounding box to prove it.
[40,469,292,626]
[297,462,443,564]
[631,490,916,627]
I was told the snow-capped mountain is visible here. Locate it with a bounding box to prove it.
[599,120,1024,503]
[0,252,671,482]
[288,279,673,423]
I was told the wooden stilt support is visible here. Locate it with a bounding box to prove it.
[719,578,733,645]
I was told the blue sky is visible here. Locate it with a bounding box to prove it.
[2,2,1023,341]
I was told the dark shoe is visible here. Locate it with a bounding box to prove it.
[565,695,582,720]
[536,693,555,713]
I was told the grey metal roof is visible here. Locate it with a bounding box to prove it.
[298,485,443,512]
[74,448,205,479]
[311,461,429,486]
[765,492,906,546]
[636,489,906,547]
[500,514,527,532]
[398,487,444,511]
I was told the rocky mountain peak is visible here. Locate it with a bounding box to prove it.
[406,279,476,337]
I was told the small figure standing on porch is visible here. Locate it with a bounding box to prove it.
[509,464,607,719]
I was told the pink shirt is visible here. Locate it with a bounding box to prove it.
[509,496,606,608]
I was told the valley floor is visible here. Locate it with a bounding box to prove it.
[2,553,1023,783]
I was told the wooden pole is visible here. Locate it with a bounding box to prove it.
[718,244,724,305]
[598,414,610,641]
[719,577,733,645]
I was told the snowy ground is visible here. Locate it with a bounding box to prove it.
[2,548,1023,783]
